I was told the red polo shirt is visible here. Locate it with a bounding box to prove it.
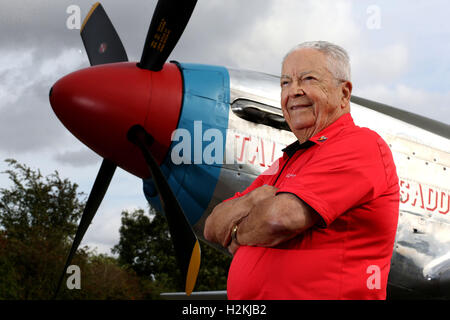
[226,113,399,300]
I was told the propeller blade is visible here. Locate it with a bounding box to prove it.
[54,159,116,298]
[127,125,201,295]
[138,0,197,71]
[80,2,128,66]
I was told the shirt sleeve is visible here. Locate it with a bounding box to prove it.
[276,130,392,227]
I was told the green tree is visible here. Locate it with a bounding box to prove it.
[0,159,85,299]
[113,207,232,297]
[0,159,153,299]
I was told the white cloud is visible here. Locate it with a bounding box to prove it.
[0,47,85,112]
[82,209,122,255]
[0,47,87,153]
[354,83,450,122]
[0,49,34,72]
[80,171,149,255]
[352,43,409,86]
[226,0,361,74]
[39,47,86,79]
[54,148,101,168]
[0,49,35,106]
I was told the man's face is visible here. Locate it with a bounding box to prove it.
[281,48,348,140]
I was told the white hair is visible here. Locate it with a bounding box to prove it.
[283,41,351,81]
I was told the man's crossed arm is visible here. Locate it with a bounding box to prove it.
[203,185,319,255]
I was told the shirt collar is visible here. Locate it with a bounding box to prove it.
[282,113,355,157]
[282,140,315,158]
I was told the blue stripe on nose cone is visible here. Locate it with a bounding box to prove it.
[143,63,230,226]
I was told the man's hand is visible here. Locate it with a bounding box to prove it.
[204,194,251,247]
[204,185,278,248]
[227,241,240,256]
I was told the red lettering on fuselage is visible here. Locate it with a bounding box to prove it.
[399,178,449,216]
[234,134,279,169]
[439,192,449,215]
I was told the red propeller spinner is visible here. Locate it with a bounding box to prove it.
[49,62,183,178]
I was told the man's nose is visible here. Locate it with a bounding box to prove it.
[290,81,305,97]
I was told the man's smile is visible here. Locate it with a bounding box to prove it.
[289,104,313,111]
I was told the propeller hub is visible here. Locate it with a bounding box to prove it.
[49,62,183,178]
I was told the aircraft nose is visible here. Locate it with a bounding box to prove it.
[49,62,183,178]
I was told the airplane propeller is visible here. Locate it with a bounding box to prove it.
[139,0,197,71]
[80,2,128,65]
[127,125,200,296]
[53,1,200,298]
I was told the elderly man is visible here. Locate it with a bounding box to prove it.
[204,41,399,300]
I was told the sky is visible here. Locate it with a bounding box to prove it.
[0,0,449,255]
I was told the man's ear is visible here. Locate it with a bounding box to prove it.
[341,81,352,108]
